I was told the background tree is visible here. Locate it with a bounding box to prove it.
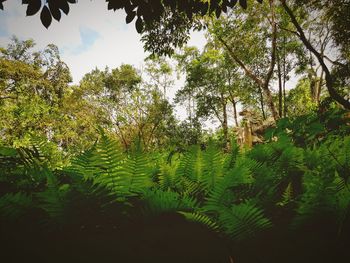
[208,0,280,120]
[175,45,252,149]
[144,56,174,100]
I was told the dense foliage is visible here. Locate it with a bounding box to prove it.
[1,110,349,262]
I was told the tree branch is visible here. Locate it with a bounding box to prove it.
[217,36,265,88]
[280,0,350,109]
[265,0,278,90]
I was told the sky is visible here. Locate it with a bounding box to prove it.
[0,1,205,82]
[0,0,208,122]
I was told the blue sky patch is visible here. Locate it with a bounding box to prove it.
[69,27,101,55]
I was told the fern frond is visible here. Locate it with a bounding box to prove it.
[204,157,254,213]
[0,192,33,219]
[158,162,177,191]
[176,145,202,182]
[219,202,272,240]
[142,189,197,216]
[179,211,219,231]
[181,176,204,198]
[124,146,152,194]
[201,142,224,190]
[37,170,70,222]
[293,172,334,227]
[223,139,240,171]
[91,135,129,196]
[277,183,294,207]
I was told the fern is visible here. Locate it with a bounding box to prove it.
[293,171,334,227]
[0,192,33,219]
[179,211,219,231]
[176,145,202,181]
[277,183,294,207]
[201,142,224,190]
[37,170,70,222]
[334,184,350,235]
[90,135,130,196]
[66,147,97,180]
[218,201,272,240]
[204,157,254,213]
[181,176,204,198]
[223,139,240,171]
[123,144,152,194]
[158,162,177,191]
[142,189,197,216]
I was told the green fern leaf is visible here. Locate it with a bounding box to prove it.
[179,211,219,231]
[219,201,272,240]
[0,192,33,219]
[201,142,224,190]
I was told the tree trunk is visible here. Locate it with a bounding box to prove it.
[281,0,350,110]
[221,94,229,150]
[316,70,324,104]
[262,82,279,121]
[233,99,239,127]
[258,86,266,120]
[277,51,283,117]
[283,36,287,117]
[217,0,280,121]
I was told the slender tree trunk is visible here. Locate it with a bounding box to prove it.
[263,82,279,120]
[283,36,287,117]
[233,99,239,127]
[228,91,239,126]
[309,71,317,102]
[316,70,324,104]
[221,94,229,150]
[188,96,192,121]
[277,51,283,118]
[258,86,266,120]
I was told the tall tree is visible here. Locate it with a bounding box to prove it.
[280,0,350,109]
[209,0,280,121]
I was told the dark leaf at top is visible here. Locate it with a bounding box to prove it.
[40,5,52,28]
[0,0,6,10]
[48,1,62,21]
[126,11,136,24]
[239,0,248,9]
[25,0,41,16]
[135,16,144,33]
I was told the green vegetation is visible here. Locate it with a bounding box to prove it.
[1,109,349,262]
[1,1,350,262]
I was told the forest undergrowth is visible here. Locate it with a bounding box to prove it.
[1,107,349,263]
